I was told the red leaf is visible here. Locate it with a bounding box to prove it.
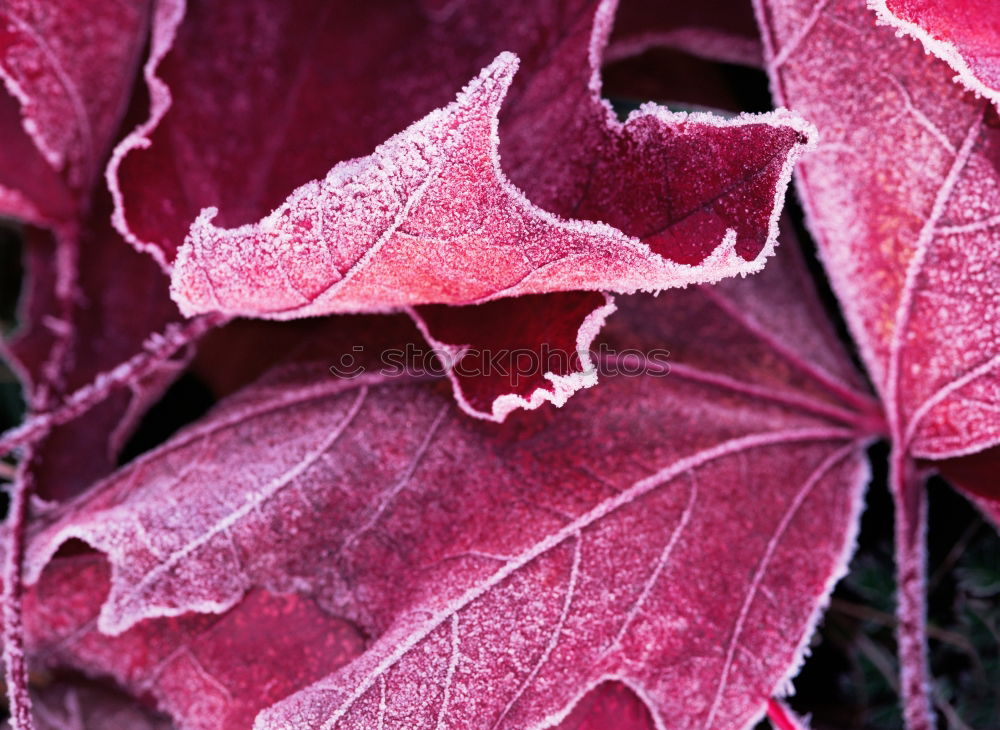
[754,0,1000,466]
[110,0,811,313]
[23,241,872,729]
[935,446,1000,528]
[868,0,1000,109]
[100,0,814,422]
[551,681,656,729]
[411,292,616,421]
[0,0,150,224]
[19,554,364,730]
[169,58,808,318]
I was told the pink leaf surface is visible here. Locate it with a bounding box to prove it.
[15,553,364,730]
[168,57,809,319]
[0,0,149,224]
[22,241,873,729]
[110,0,811,317]
[868,0,1000,109]
[171,54,812,318]
[754,0,1000,466]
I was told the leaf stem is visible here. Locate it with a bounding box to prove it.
[2,459,35,730]
[767,698,810,730]
[890,446,934,730]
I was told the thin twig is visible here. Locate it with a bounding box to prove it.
[889,449,934,730]
[768,698,811,730]
[2,460,35,730]
[0,314,227,459]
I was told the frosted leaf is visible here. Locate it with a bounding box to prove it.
[109,0,812,311]
[755,0,1000,464]
[0,0,149,223]
[16,555,364,730]
[23,243,873,729]
[868,0,1000,109]
[168,54,811,319]
[755,0,1000,723]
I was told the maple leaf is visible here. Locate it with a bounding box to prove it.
[19,240,876,729]
[868,0,1000,109]
[110,0,808,282]
[753,0,1000,725]
[756,0,1000,464]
